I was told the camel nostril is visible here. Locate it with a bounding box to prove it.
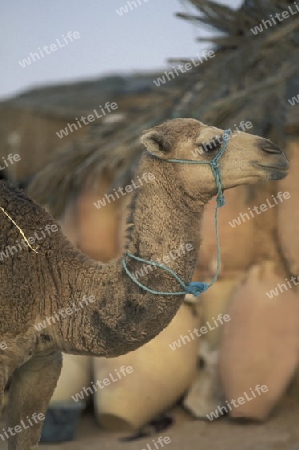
[260,141,282,154]
[261,146,282,155]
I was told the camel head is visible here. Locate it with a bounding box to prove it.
[141,118,289,202]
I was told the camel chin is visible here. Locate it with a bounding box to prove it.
[264,167,289,181]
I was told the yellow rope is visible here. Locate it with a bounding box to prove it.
[0,206,39,253]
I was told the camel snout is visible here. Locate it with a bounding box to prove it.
[255,140,289,180]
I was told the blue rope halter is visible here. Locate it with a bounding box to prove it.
[122,129,231,297]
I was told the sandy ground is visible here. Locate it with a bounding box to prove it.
[1,396,299,450]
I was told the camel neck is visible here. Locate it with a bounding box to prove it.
[123,159,204,288]
[55,157,206,356]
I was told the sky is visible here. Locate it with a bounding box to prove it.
[0,0,242,100]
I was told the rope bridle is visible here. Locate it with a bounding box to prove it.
[122,129,231,297]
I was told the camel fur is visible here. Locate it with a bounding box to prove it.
[0,118,289,449]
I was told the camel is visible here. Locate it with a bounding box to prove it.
[56,169,276,425]
[0,118,289,449]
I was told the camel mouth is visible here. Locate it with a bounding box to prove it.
[258,164,289,180]
[259,163,289,170]
[258,155,289,172]
[259,161,290,171]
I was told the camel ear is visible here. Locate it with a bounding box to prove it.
[140,130,172,157]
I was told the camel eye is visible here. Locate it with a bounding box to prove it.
[200,137,222,153]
